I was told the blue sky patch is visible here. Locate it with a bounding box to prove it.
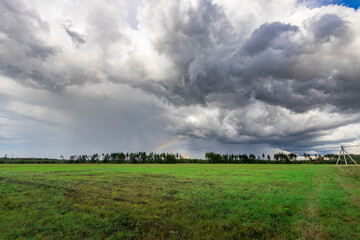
[318,0,360,9]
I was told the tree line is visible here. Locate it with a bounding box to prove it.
[0,152,198,164]
[205,152,298,163]
[0,152,358,164]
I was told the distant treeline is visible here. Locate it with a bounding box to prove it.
[0,152,197,164]
[205,152,358,164]
[0,152,358,164]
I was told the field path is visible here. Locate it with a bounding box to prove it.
[297,166,360,240]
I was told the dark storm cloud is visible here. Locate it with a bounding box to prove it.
[63,26,86,48]
[136,0,239,106]
[135,0,360,149]
[312,13,349,42]
[0,0,48,43]
[0,0,104,91]
[140,1,359,111]
[1,0,360,156]
[0,0,56,60]
[0,0,59,88]
[244,22,299,56]
[138,2,302,110]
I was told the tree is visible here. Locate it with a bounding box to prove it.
[222,154,229,163]
[274,153,290,163]
[164,154,176,163]
[240,154,249,163]
[103,153,110,163]
[249,154,256,163]
[110,153,117,163]
[129,153,137,163]
[274,153,280,162]
[315,154,324,163]
[118,152,126,163]
[288,153,297,161]
[139,152,147,163]
[205,152,222,163]
[90,153,99,163]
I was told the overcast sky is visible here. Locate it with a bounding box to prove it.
[0,0,360,158]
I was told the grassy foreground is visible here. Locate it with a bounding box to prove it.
[0,164,359,240]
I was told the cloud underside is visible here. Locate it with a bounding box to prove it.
[1,0,360,155]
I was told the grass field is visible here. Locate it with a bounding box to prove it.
[0,164,359,240]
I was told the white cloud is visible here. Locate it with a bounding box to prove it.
[1,0,360,157]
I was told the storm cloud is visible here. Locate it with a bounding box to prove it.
[62,24,86,48]
[1,0,360,157]
[133,0,360,147]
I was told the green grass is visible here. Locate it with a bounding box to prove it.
[0,164,359,239]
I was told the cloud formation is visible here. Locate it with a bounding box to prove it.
[1,0,360,157]
[62,22,86,48]
[134,0,360,147]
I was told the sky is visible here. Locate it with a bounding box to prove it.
[0,0,360,158]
